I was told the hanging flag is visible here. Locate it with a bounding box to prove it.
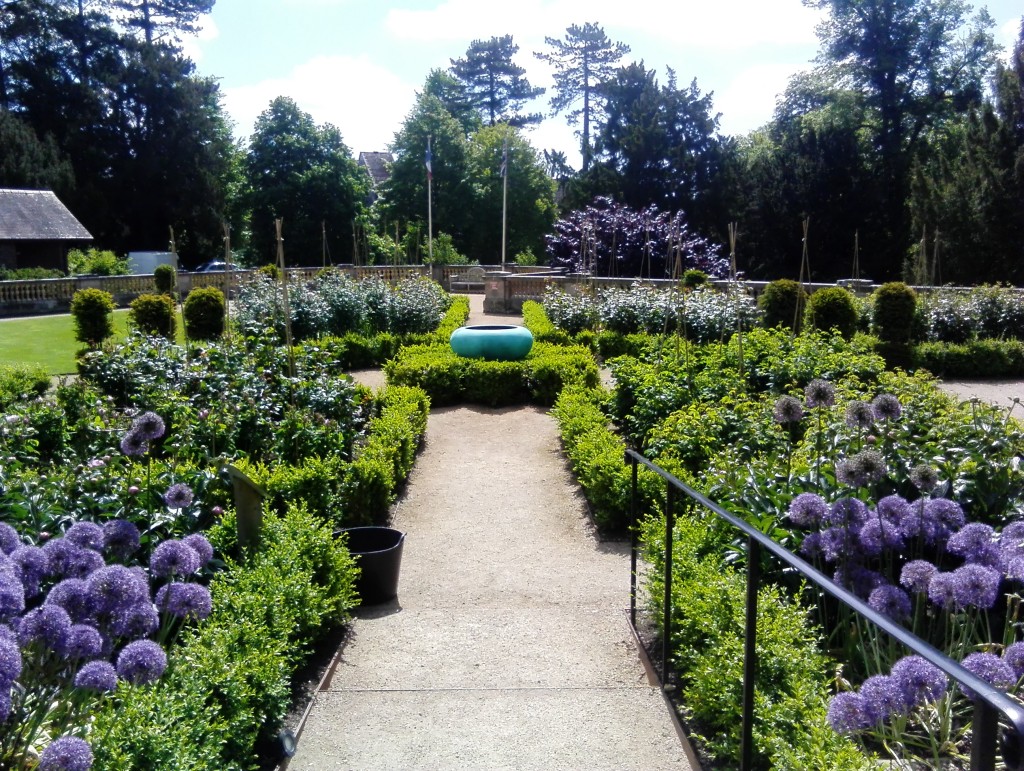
[500,137,508,178]
[425,137,433,181]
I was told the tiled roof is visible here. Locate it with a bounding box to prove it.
[357,152,393,187]
[0,188,93,241]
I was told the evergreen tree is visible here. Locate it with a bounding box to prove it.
[112,0,213,46]
[450,35,544,127]
[535,22,630,171]
[244,96,366,266]
[422,67,480,136]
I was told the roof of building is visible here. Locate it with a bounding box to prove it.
[357,152,393,188]
[0,188,93,241]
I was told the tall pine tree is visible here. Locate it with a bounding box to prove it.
[450,35,544,127]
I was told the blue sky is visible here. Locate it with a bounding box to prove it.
[187,0,1024,169]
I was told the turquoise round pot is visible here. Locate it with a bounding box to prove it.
[449,324,534,361]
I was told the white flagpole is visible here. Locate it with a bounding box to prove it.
[426,136,434,264]
[501,133,508,271]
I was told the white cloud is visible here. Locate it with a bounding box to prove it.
[222,55,416,154]
[715,61,810,136]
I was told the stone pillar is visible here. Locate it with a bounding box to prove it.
[483,272,511,314]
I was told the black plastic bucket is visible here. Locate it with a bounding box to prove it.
[340,526,406,605]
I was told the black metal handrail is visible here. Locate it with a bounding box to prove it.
[626,449,1024,771]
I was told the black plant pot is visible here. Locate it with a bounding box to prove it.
[339,526,406,605]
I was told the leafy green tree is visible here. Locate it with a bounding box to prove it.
[244,96,367,266]
[450,35,544,127]
[112,0,214,46]
[377,91,473,253]
[801,0,998,278]
[0,110,74,191]
[422,68,480,136]
[463,125,557,262]
[535,22,630,171]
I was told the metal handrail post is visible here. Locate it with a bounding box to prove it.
[629,454,638,627]
[663,484,675,689]
[972,701,998,771]
[741,537,761,771]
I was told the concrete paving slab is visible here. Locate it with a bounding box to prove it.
[288,688,687,771]
[323,607,650,691]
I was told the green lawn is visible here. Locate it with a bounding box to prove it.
[0,310,185,375]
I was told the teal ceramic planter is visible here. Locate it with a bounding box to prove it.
[449,324,534,361]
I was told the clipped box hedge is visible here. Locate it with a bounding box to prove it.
[384,341,599,407]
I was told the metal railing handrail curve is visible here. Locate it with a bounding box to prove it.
[626,448,1024,771]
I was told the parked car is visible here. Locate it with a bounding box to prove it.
[194,261,229,272]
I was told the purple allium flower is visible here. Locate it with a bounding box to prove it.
[773,395,804,424]
[119,428,148,457]
[853,449,886,484]
[948,523,997,561]
[872,394,902,421]
[150,540,201,578]
[868,584,912,623]
[155,582,212,621]
[86,565,148,615]
[111,601,159,640]
[820,528,855,563]
[859,518,905,556]
[836,459,860,487]
[163,483,193,510]
[10,546,48,597]
[825,497,869,529]
[46,579,97,624]
[845,401,875,430]
[1004,642,1024,680]
[0,623,14,643]
[827,691,874,733]
[860,674,908,721]
[951,564,1001,610]
[876,495,910,525]
[0,570,25,622]
[799,532,824,560]
[928,572,957,609]
[102,520,141,559]
[786,493,828,528]
[116,639,167,684]
[834,565,884,598]
[1001,523,1024,563]
[805,379,835,409]
[1009,557,1024,582]
[86,458,105,469]
[18,604,73,654]
[0,523,19,555]
[43,539,102,580]
[910,464,939,492]
[74,660,118,692]
[131,411,165,441]
[0,636,21,684]
[891,655,947,706]
[39,735,93,771]
[900,560,938,594]
[926,498,965,534]
[182,534,213,565]
[67,624,103,659]
[64,522,104,552]
[0,689,10,722]
[961,652,1016,700]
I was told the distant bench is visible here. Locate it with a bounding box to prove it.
[448,266,487,293]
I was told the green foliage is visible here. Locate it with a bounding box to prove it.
[0,363,50,409]
[514,247,538,266]
[91,505,359,769]
[871,282,917,344]
[67,248,129,276]
[183,286,226,341]
[385,342,599,407]
[521,300,572,344]
[681,269,709,288]
[154,263,177,295]
[449,34,544,127]
[129,293,177,339]
[552,385,660,531]
[341,386,430,525]
[805,287,858,338]
[70,287,115,346]
[0,266,65,280]
[424,231,468,265]
[758,279,807,332]
[258,264,280,281]
[915,338,1024,378]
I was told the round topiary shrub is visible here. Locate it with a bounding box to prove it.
[682,269,709,289]
[258,264,280,281]
[871,282,917,344]
[758,279,807,332]
[805,287,858,338]
[153,264,177,295]
[183,287,225,341]
[70,288,115,347]
[129,293,176,339]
